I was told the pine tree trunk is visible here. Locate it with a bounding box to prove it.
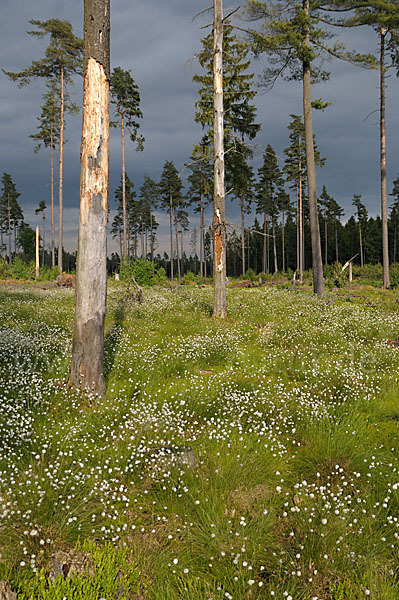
[174,208,180,281]
[324,214,327,266]
[263,210,267,273]
[213,0,226,318]
[296,183,300,273]
[58,63,64,273]
[272,216,278,273]
[335,221,338,263]
[299,168,303,282]
[303,0,324,295]
[42,214,45,266]
[69,0,110,398]
[121,113,128,259]
[380,27,390,288]
[282,211,285,272]
[180,229,184,276]
[169,189,174,280]
[50,125,55,268]
[1,230,3,260]
[150,206,154,262]
[359,222,363,267]
[241,195,245,275]
[200,193,204,277]
[8,192,11,266]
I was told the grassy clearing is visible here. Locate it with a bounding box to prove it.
[0,283,399,598]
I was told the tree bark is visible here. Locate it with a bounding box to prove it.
[8,192,11,266]
[263,210,267,273]
[200,193,204,277]
[42,214,45,266]
[272,215,278,273]
[380,27,390,288]
[121,113,128,259]
[359,222,363,267]
[69,0,110,398]
[303,0,324,295]
[35,226,40,280]
[50,124,55,268]
[213,0,227,318]
[299,166,303,282]
[174,207,181,281]
[169,188,174,280]
[241,195,245,275]
[282,210,285,272]
[58,62,64,273]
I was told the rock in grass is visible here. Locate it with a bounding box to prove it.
[147,445,197,468]
[50,550,94,583]
[0,582,16,600]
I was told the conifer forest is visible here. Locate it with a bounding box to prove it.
[1,1,399,598]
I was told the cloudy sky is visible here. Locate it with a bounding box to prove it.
[1,1,398,255]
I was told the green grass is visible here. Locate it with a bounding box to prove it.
[1,283,399,598]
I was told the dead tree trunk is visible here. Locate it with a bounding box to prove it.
[303,0,324,295]
[213,0,227,318]
[58,62,64,273]
[380,27,390,288]
[69,0,110,398]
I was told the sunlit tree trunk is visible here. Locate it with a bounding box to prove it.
[213,0,227,318]
[263,210,267,273]
[58,62,64,273]
[174,207,181,281]
[8,192,11,266]
[50,124,55,267]
[303,0,324,294]
[380,27,390,288]
[69,0,110,397]
[169,188,174,280]
[241,195,245,275]
[200,193,204,277]
[121,113,127,259]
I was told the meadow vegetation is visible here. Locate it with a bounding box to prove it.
[0,281,399,598]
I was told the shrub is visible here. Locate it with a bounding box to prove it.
[153,266,167,284]
[119,258,155,286]
[37,265,60,281]
[0,259,12,279]
[11,257,35,280]
[325,262,348,288]
[181,271,201,285]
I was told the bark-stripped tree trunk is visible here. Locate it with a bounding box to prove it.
[380,27,390,289]
[58,62,64,273]
[169,188,174,280]
[296,183,299,273]
[150,205,154,262]
[213,0,227,318]
[42,212,46,266]
[200,193,204,277]
[50,124,55,267]
[241,195,245,275]
[121,113,128,259]
[69,0,110,397]
[303,0,324,295]
[7,192,11,266]
[35,226,40,280]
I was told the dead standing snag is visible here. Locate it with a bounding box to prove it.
[68,0,110,397]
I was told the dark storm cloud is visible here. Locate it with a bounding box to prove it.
[1,2,398,253]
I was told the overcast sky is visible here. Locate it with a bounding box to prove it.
[1,1,398,254]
